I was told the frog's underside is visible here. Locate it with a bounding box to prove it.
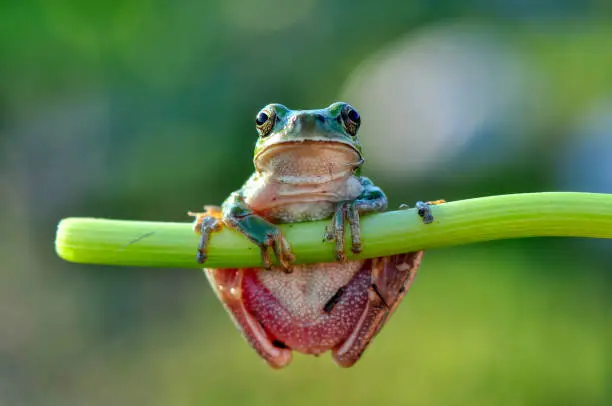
[206,252,422,368]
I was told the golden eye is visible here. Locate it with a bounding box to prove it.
[340,104,361,136]
[255,108,275,137]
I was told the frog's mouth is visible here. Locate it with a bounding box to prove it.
[254,140,363,182]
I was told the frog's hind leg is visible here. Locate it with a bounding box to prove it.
[189,205,224,264]
[205,268,293,368]
[332,251,423,367]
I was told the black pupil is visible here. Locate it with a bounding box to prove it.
[347,108,360,122]
[256,112,269,126]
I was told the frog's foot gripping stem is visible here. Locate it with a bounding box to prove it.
[191,205,295,271]
[189,206,224,264]
[324,201,368,262]
[256,227,295,272]
[401,199,446,224]
[224,213,295,272]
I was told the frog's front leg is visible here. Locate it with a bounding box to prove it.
[325,177,387,261]
[222,191,295,270]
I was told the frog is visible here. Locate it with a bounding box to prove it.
[190,102,440,368]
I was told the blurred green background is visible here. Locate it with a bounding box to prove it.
[1,1,612,405]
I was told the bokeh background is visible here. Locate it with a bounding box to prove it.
[1,1,612,405]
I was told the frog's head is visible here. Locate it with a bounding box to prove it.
[253,102,364,178]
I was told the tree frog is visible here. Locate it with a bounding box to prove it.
[191,102,438,368]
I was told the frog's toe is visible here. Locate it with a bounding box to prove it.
[257,229,295,272]
[323,225,335,242]
[325,202,349,261]
[326,201,367,261]
[345,203,362,255]
[188,207,224,264]
[334,219,347,261]
[415,199,446,224]
[272,232,295,272]
[259,246,273,270]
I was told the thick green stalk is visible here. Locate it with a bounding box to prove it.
[55,192,612,269]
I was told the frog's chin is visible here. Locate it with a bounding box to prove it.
[253,140,363,178]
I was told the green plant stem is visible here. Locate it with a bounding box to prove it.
[55,192,612,269]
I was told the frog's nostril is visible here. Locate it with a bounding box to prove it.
[294,113,316,129]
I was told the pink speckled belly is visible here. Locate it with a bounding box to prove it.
[241,260,369,354]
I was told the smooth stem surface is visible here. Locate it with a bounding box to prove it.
[55,192,612,269]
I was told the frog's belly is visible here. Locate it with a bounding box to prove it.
[242,260,368,355]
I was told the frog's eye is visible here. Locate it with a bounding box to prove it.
[340,104,361,136]
[255,108,276,137]
[256,112,268,126]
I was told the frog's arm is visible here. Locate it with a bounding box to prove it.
[354,176,388,214]
[326,176,389,260]
[221,189,294,270]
